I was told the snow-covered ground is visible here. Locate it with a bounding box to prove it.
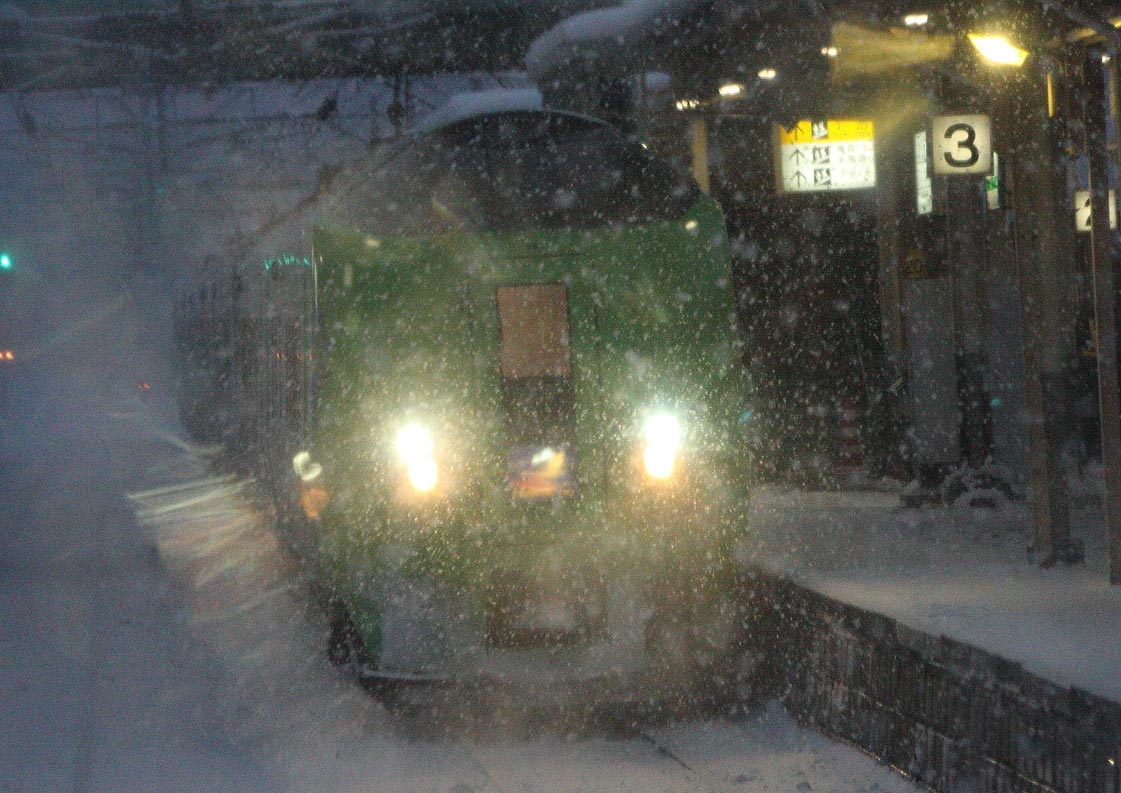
[0,76,925,792]
[0,299,920,791]
[743,479,1121,703]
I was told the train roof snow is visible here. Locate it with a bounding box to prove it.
[412,87,545,133]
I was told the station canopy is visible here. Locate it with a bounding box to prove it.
[2,1,1121,91]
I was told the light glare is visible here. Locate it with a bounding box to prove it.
[643,413,682,479]
[719,83,743,97]
[757,68,777,80]
[644,445,676,480]
[396,424,438,492]
[968,34,1029,67]
[396,423,434,463]
[406,457,438,492]
[644,413,682,448]
[531,447,556,466]
[903,13,929,27]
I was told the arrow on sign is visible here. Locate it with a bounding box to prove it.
[790,149,807,165]
[791,171,808,187]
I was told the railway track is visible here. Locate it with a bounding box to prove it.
[635,727,743,793]
[128,452,918,793]
[440,712,790,793]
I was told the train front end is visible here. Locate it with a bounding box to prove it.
[304,110,753,703]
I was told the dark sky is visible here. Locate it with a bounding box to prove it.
[4,1,174,14]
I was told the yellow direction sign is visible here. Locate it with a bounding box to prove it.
[775,119,876,194]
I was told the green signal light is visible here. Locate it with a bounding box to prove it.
[0,254,10,270]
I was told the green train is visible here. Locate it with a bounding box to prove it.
[175,101,755,704]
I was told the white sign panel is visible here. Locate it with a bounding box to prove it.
[1074,189,1118,232]
[914,130,932,215]
[933,114,992,175]
[986,152,1001,209]
[776,120,876,193]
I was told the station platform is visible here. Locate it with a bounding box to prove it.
[741,473,1121,705]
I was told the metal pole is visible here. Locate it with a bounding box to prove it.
[691,118,710,195]
[1088,54,1121,584]
[946,176,990,466]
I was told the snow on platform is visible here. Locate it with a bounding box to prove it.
[742,477,1121,704]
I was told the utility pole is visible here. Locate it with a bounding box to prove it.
[1004,59,1083,565]
[946,176,990,467]
[1085,53,1121,585]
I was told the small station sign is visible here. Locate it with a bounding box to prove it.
[1074,189,1118,232]
[775,119,876,194]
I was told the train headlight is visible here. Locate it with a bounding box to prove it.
[642,413,682,480]
[396,423,438,493]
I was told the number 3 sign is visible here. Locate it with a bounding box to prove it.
[932,114,992,175]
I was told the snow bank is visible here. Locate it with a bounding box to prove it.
[744,484,1121,702]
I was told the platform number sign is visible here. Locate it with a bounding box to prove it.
[1074,189,1118,232]
[932,115,992,175]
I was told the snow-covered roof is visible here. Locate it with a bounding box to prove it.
[411,87,543,133]
[525,0,702,81]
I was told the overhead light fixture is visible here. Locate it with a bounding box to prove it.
[821,46,839,58]
[968,33,1029,67]
[903,13,929,27]
[719,83,744,97]
[675,98,701,111]
[757,68,777,80]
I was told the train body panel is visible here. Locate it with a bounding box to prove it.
[176,105,753,700]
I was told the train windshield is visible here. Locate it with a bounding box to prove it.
[328,111,699,234]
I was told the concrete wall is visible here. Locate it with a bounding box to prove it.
[749,569,1121,793]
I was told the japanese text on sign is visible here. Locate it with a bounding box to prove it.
[775,120,876,194]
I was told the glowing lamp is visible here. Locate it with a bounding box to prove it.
[396,424,438,493]
[968,34,1029,67]
[405,456,438,492]
[643,413,682,480]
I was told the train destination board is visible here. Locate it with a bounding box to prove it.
[775,119,876,194]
